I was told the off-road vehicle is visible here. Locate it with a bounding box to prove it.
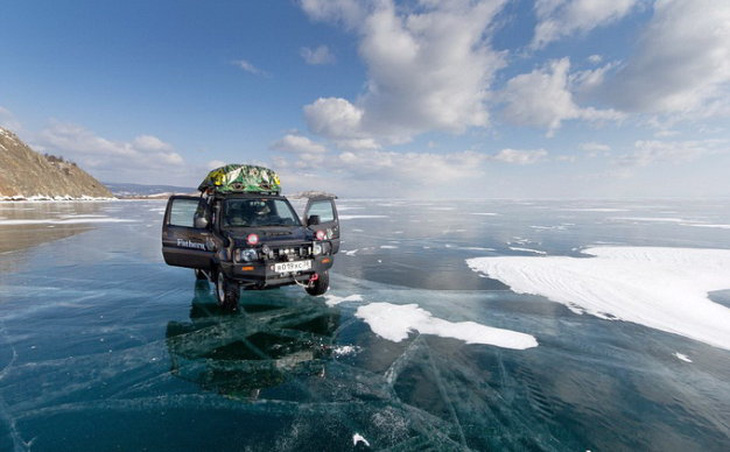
[162,164,339,310]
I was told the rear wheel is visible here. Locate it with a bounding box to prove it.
[305,271,330,296]
[215,270,240,311]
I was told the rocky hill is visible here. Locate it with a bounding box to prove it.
[0,127,113,200]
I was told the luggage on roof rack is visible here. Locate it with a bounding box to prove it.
[198,164,281,194]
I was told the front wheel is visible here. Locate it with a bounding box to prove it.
[215,270,240,311]
[305,271,330,296]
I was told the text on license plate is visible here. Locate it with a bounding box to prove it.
[274,260,312,273]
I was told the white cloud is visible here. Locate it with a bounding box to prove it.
[36,121,186,181]
[300,0,367,30]
[493,148,548,165]
[0,106,21,131]
[132,135,173,151]
[207,160,227,170]
[532,0,639,49]
[618,139,726,168]
[588,54,603,64]
[271,134,327,154]
[232,59,269,77]
[300,0,508,145]
[304,97,365,140]
[580,142,611,152]
[603,0,730,115]
[300,45,336,65]
[500,58,623,136]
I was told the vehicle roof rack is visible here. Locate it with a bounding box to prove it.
[198,164,281,195]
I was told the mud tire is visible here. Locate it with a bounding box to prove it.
[215,270,240,311]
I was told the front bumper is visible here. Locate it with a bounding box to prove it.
[220,255,334,289]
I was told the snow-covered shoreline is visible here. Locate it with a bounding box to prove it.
[0,195,118,203]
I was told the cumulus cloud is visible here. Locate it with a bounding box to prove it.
[304,97,365,140]
[532,0,639,49]
[300,0,508,145]
[232,59,269,77]
[36,121,185,181]
[500,58,623,136]
[602,0,730,116]
[300,45,336,65]
[493,148,548,165]
[271,134,327,154]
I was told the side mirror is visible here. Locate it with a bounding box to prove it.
[307,215,320,226]
[194,216,209,229]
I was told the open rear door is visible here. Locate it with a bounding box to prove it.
[303,196,340,254]
[161,196,215,269]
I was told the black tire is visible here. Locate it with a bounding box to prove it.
[215,270,240,311]
[306,271,330,296]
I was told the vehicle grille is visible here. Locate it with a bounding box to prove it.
[266,244,312,261]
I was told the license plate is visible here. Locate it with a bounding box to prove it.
[274,260,312,273]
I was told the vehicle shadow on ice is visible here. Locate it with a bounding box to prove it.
[166,280,340,401]
[161,280,583,451]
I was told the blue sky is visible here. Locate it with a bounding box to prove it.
[1,0,729,198]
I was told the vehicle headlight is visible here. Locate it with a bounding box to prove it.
[239,248,258,262]
[313,242,323,256]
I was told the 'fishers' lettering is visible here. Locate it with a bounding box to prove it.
[177,239,206,250]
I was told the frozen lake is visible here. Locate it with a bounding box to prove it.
[1,199,729,451]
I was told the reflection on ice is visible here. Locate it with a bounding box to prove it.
[166,281,340,400]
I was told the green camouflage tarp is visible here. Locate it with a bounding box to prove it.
[198,164,281,194]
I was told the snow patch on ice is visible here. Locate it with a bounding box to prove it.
[355,303,538,350]
[684,223,730,230]
[467,247,730,350]
[509,247,547,255]
[610,217,691,223]
[353,433,370,447]
[0,217,136,226]
[339,215,388,220]
[563,208,629,212]
[324,294,364,307]
[333,345,361,358]
[674,352,692,363]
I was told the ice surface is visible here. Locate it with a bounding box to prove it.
[2,199,730,451]
[0,217,135,225]
[355,303,538,350]
[467,246,730,350]
[339,215,388,220]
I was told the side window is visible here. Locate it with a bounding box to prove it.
[168,198,202,227]
[308,200,335,223]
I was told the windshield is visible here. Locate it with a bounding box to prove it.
[222,198,300,228]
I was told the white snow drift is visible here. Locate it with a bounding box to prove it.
[467,246,730,350]
[355,302,538,350]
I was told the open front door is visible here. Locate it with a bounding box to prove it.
[303,196,340,254]
[161,196,215,269]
